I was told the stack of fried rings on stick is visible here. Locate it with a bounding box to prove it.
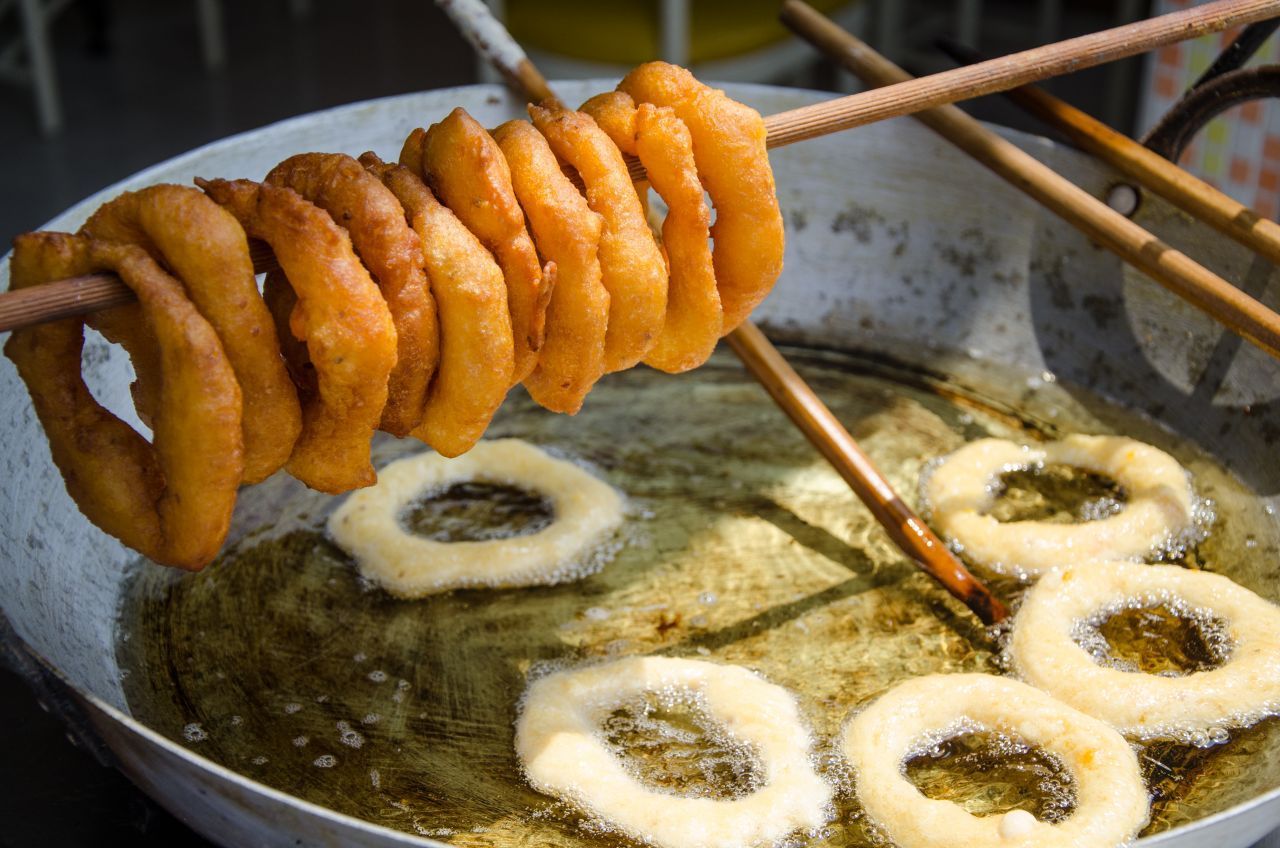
[3,62,784,571]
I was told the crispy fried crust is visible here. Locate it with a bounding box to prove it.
[619,62,783,331]
[493,120,608,415]
[582,92,721,373]
[4,232,243,570]
[266,153,437,437]
[199,178,397,494]
[80,184,301,483]
[361,152,515,457]
[401,110,553,383]
[529,103,666,373]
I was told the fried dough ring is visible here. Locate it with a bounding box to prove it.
[492,119,609,414]
[198,178,396,494]
[1010,562,1280,739]
[79,184,301,483]
[328,439,623,596]
[360,153,515,457]
[265,153,437,437]
[4,232,243,570]
[529,103,666,373]
[401,109,553,383]
[843,674,1149,848]
[516,656,833,848]
[583,91,722,373]
[619,62,783,331]
[923,435,1198,577]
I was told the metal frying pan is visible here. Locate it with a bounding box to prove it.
[1,81,1278,848]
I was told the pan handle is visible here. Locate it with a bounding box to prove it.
[1143,65,1280,162]
[0,609,116,767]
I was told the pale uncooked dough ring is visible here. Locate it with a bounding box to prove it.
[843,673,1148,848]
[923,435,1198,577]
[516,656,832,848]
[327,439,623,597]
[1010,562,1280,739]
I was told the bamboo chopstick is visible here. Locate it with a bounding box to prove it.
[781,0,1280,362]
[5,0,1280,334]
[759,0,1280,153]
[938,39,1280,268]
[440,0,1280,178]
[725,324,1009,625]
[435,0,1010,625]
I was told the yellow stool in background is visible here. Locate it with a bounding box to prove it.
[496,0,866,83]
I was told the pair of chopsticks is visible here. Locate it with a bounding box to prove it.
[936,37,1280,268]
[4,0,1279,625]
[780,0,1280,360]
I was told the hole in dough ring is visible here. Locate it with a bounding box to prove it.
[515,656,833,848]
[923,435,1197,577]
[327,439,622,597]
[1009,562,1280,739]
[843,673,1148,848]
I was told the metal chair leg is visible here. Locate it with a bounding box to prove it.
[18,0,61,134]
[195,0,226,71]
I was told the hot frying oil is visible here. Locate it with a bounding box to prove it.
[116,347,1280,847]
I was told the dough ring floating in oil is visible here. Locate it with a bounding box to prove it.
[1009,562,1280,739]
[922,435,1199,577]
[327,439,623,597]
[843,673,1149,848]
[515,656,832,848]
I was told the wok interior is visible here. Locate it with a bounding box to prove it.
[1,82,1279,844]
[114,348,1280,845]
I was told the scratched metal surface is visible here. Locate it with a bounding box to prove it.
[0,81,1277,847]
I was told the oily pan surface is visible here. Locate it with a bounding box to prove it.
[117,348,1280,847]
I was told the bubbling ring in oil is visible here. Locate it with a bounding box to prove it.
[1009,562,1280,740]
[327,439,623,597]
[843,673,1148,848]
[922,435,1200,577]
[515,656,832,848]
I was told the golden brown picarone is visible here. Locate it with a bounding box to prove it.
[360,152,515,457]
[3,62,784,569]
[5,232,244,570]
[79,184,301,483]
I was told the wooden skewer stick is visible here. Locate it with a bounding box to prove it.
[725,324,1009,625]
[4,0,1279,334]
[760,0,1280,152]
[436,0,1009,625]
[781,0,1280,362]
[939,39,1280,268]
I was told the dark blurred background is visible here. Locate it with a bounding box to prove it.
[2,1,1273,845]
[0,0,1151,242]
